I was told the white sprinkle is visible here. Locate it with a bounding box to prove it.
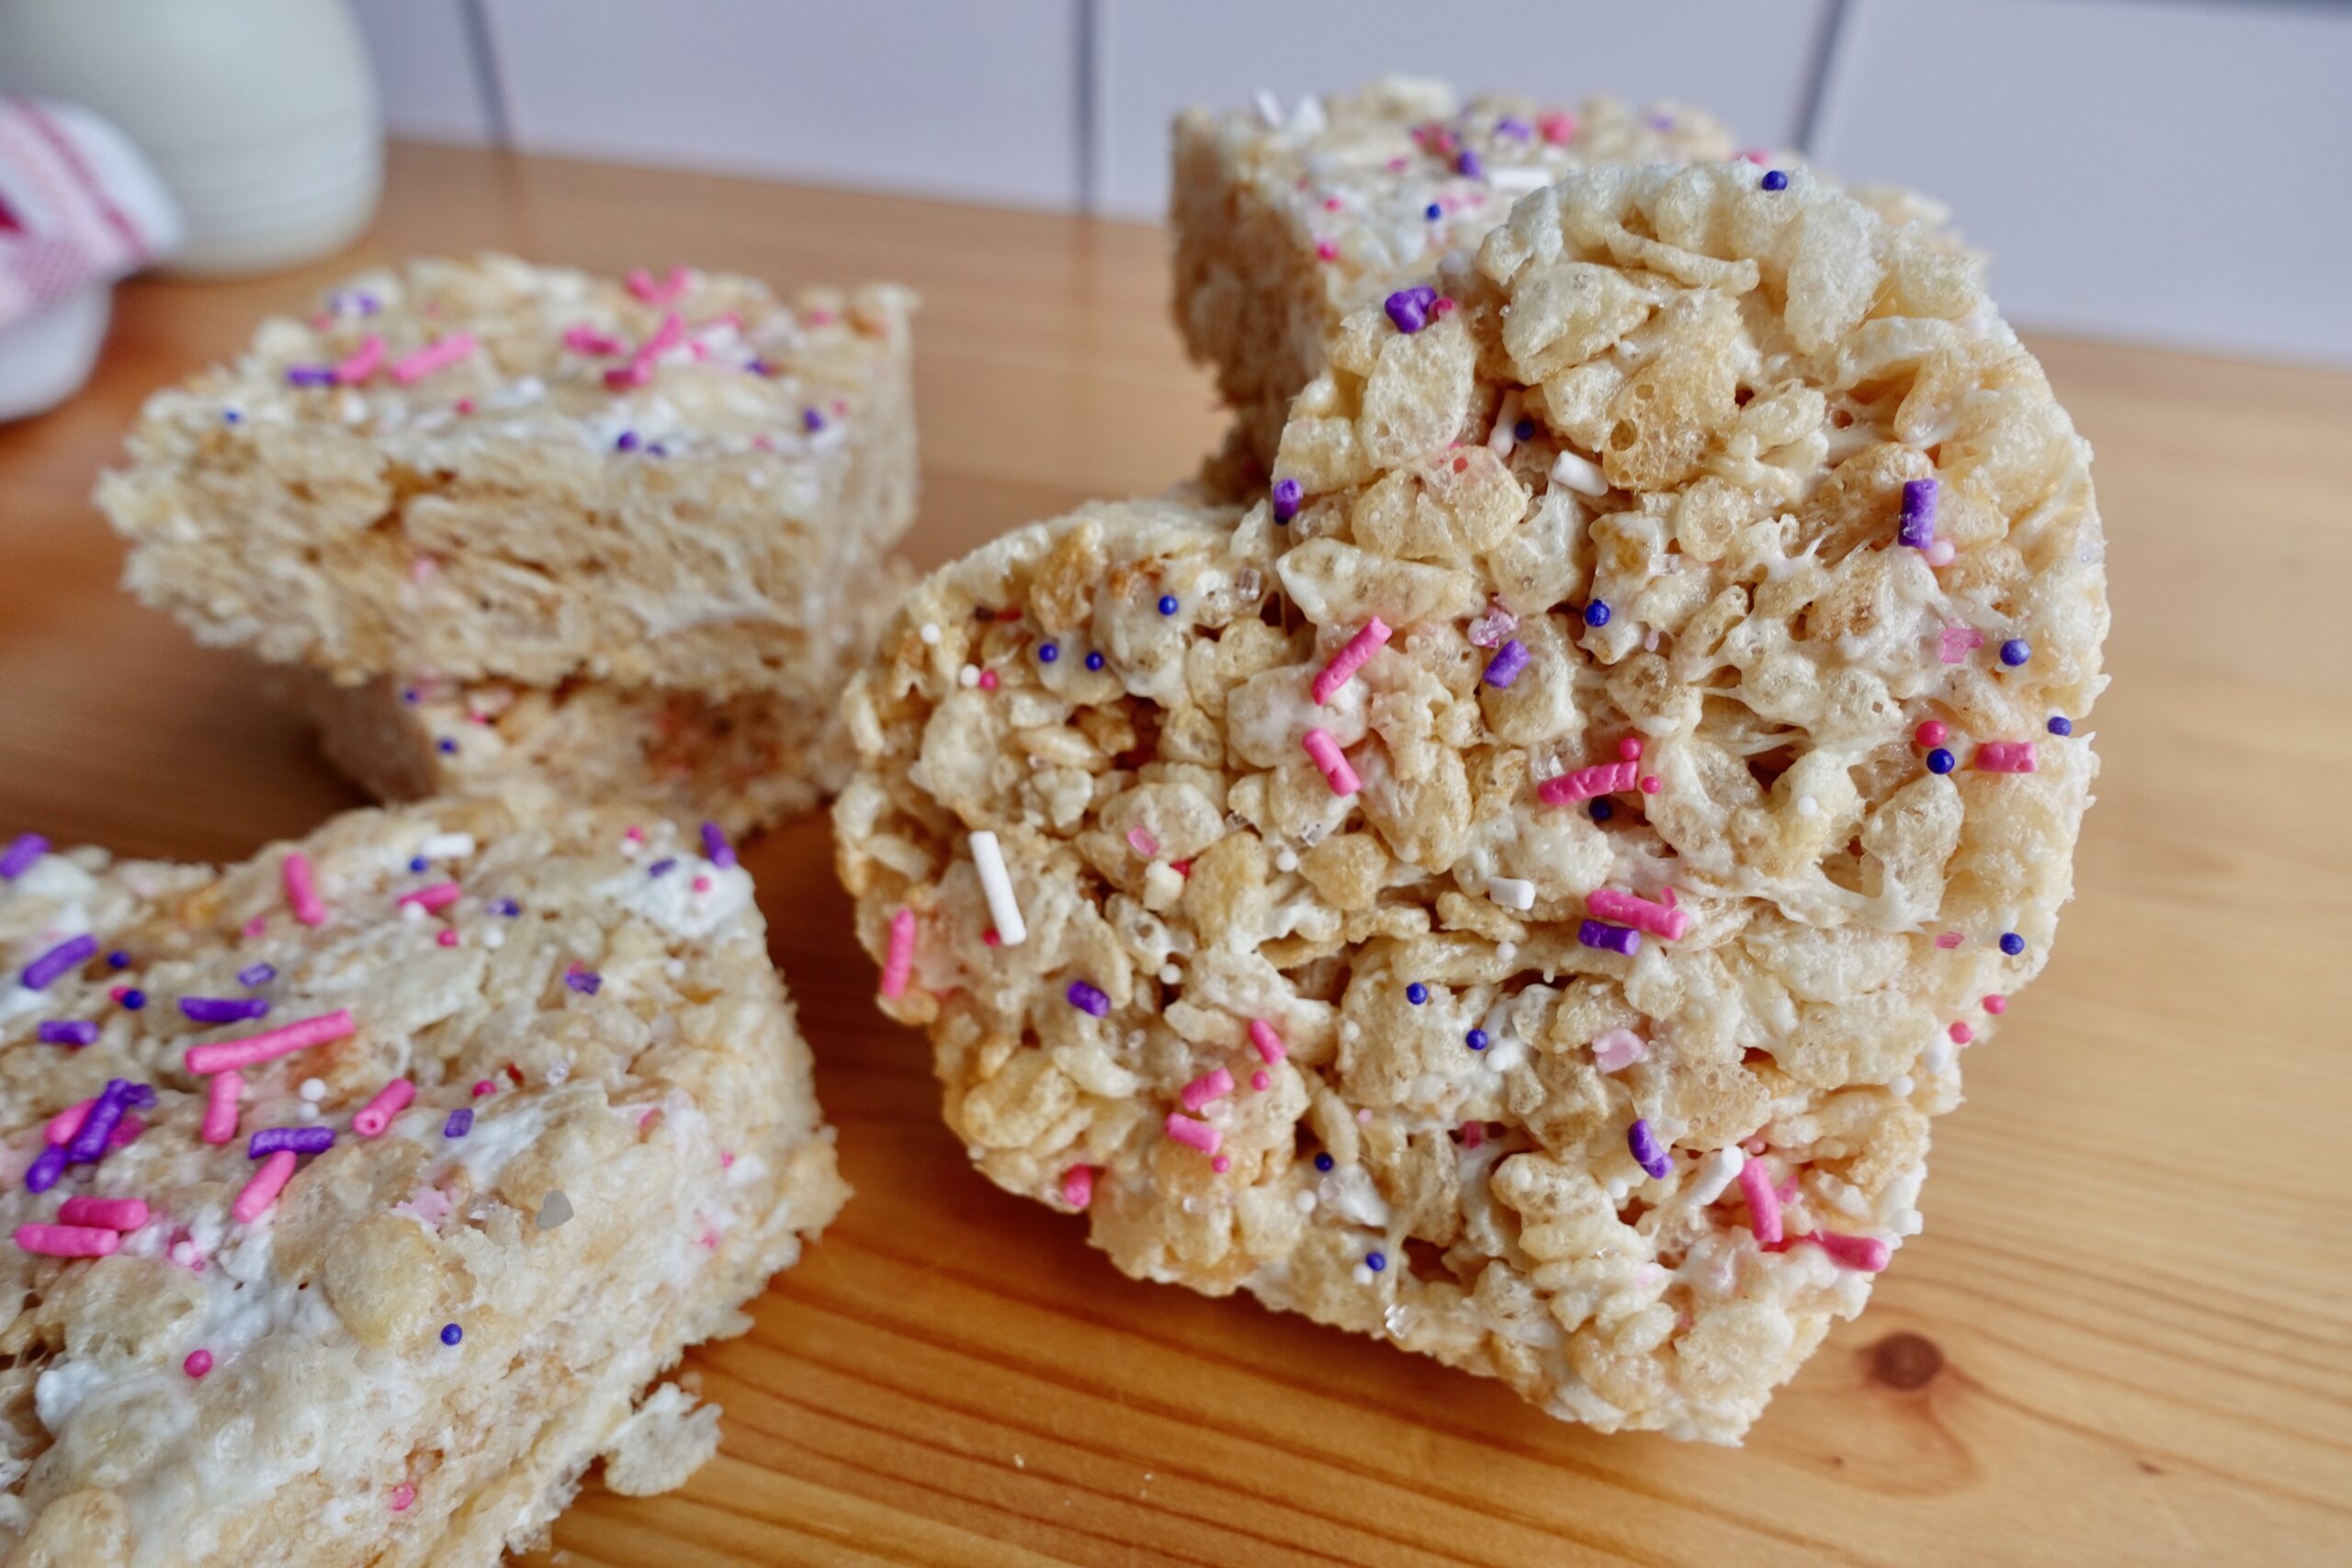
[417,832,476,861]
[1294,1190,1317,1213]
[1253,88,1286,128]
[399,902,427,924]
[1290,96,1326,136]
[298,1077,327,1103]
[1488,875,1536,911]
[1497,942,1517,962]
[295,1102,321,1123]
[1924,1038,1955,1076]
[1355,1108,1373,1125]
[1797,795,1821,817]
[968,830,1026,946]
[1487,389,1523,457]
[1606,1177,1629,1203]
[1157,964,1181,985]
[619,838,641,860]
[1688,1146,1745,1206]
[1486,164,1553,194]
[1550,448,1609,496]
[957,663,980,689]
[919,622,942,646]
[1889,1075,1915,1098]
[482,928,506,951]
[1273,849,1298,874]
[1351,1264,1374,1287]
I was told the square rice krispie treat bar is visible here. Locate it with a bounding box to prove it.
[835,164,2106,1441]
[97,255,918,831]
[0,795,847,1563]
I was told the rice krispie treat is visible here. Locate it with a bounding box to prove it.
[0,796,847,1562]
[1174,78,1954,485]
[835,164,2107,1441]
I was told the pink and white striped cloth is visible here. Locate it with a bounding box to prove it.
[0,96,178,333]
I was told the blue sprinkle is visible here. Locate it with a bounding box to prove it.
[436,738,457,754]
[1465,1029,1489,1052]
[1589,798,1614,822]
[239,963,277,987]
[1157,594,1179,616]
[648,858,677,877]
[1084,651,1104,671]
[492,898,521,917]
[647,442,667,457]
[119,989,145,1010]
[2000,931,2027,956]
[1424,202,1442,220]
[106,951,131,970]
[1583,601,1611,627]
[1513,418,1535,441]
[1406,983,1429,1006]
[1762,169,1789,192]
[408,856,428,874]
[222,409,243,424]
[440,1323,463,1346]
[1926,748,1957,774]
[1365,1250,1388,1272]
[2047,716,2074,736]
[444,1109,473,1138]
[1037,642,1059,663]
[400,687,421,705]
[2000,638,2030,668]
[1314,1153,1334,1172]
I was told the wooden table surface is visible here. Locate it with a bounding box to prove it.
[2,142,2346,1567]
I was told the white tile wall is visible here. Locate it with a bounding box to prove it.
[350,0,493,142]
[1090,0,1839,220]
[1813,0,2352,366]
[480,0,1084,209]
[346,0,2352,364]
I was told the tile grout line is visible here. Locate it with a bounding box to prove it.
[458,0,514,150]
[1793,0,1852,157]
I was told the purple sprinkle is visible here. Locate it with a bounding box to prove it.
[647,858,678,878]
[239,963,277,987]
[445,1108,473,1139]
[435,738,458,754]
[120,1083,157,1111]
[181,997,271,1024]
[746,358,770,376]
[400,687,422,705]
[1628,1118,1673,1179]
[1898,478,1939,548]
[1649,113,1675,131]
[248,1125,334,1158]
[492,898,521,917]
[1481,638,1531,690]
[0,832,47,880]
[37,1021,97,1047]
[1577,919,1642,957]
[699,820,737,869]
[284,365,336,387]
[1065,981,1111,1018]
[1384,286,1438,335]
[1456,149,1484,179]
[22,933,96,991]
[24,1145,67,1193]
[802,408,826,433]
[616,431,640,452]
[1496,116,1531,141]
[565,969,602,996]
[65,1080,131,1164]
[648,442,667,457]
[1272,478,1302,523]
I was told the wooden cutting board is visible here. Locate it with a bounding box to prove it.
[1,142,2344,1567]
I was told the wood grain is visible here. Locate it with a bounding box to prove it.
[1,141,2345,1567]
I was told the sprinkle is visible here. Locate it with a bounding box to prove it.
[1915,720,1948,747]
[1066,980,1111,1018]
[1465,1029,1489,1052]
[1639,773,1663,794]
[1974,741,2038,773]
[1538,110,1577,143]
[16,1223,118,1258]
[1037,642,1059,664]
[1250,1071,1272,1092]
[1384,286,1437,333]
[968,830,1027,946]
[1999,931,2027,957]
[181,996,270,1024]
[0,832,46,879]
[248,1126,334,1158]
[879,908,918,1000]
[1538,760,1638,806]
[1125,827,1161,859]
[647,858,677,879]
[1312,617,1391,704]
[1364,1250,1388,1273]
[1586,887,1689,942]
[442,1108,475,1140]
[471,1080,495,1098]
[1898,479,1939,548]
[1084,651,1105,671]
[604,312,684,388]
[1271,478,1302,523]
[65,1080,136,1163]
[285,363,336,387]
[976,670,999,692]
[239,963,277,987]
[616,430,640,452]
[1926,748,1957,774]
[1589,798,1613,822]
[389,1483,415,1513]
[564,968,601,997]
[1761,169,1789,192]
[184,1349,214,1378]
[1583,601,1612,629]
[2000,637,2031,668]
[1738,1155,1784,1244]
[564,324,626,355]
[59,1197,149,1231]
[398,881,461,914]
[1314,1154,1335,1173]
[1591,1028,1648,1072]
[1212,1155,1233,1173]
[202,1070,244,1145]
[1927,539,1956,567]
[1301,729,1360,795]
[37,1021,96,1047]
[1487,390,1524,456]
[1060,1166,1095,1210]
[1181,1067,1236,1112]
[232,1150,298,1223]
[435,930,458,948]
[1949,1021,1974,1044]
[1478,875,1537,916]
[627,265,690,304]
[1936,931,1963,949]
[1628,1119,1673,1179]
[1456,149,1483,178]
[492,898,520,917]
[107,951,130,970]
[1406,983,1429,1006]
[333,333,385,384]
[1578,920,1640,956]
[1550,449,1608,496]
[23,1146,67,1193]
[44,1100,93,1145]
[187,1010,355,1076]
[1165,1112,1221,1156]
[1801,1231,1891,1271]
[1158,594,1180,616]
[21,933,95,990]
[1481,639,1530,689]
[802,408,826,433]
[699,821,736,868]
[389,332,477,385]
[1939,625,1984,663]
[438,1321,464,1347]
[1423,202,1442,220]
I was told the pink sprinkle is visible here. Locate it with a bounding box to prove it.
[1181,1067,1236,1112]
[978,670,1000,692]
[1983,994,2008,1015]
[1311,617,1391,705]
[184,1348,213,1379]
[1431,297,1456,317]
[1537,760,1638,806]
[625,826,645,844]
[399,881,462,913]
[1463,1122,1485,1150]
[58,1196,149,1231]
[1165,1112,1221,1156]
[351,1077,414,1137]
[390,1483,416,1513]
[626,265,690,304]
[563,324,626,355]
[1935,931,1963,949]
[44,1100,93,1146]
[1466,603,1517,649]
[1589,1027,1648,1072]
[389,332,478,386]
[435,930,458,948]
[17,1223,119,1258]
[1125,827,1161,858]
[1939,625,1984,664]
[232,1151,298,1224]
[1949,1021,1974,1044]
[1587,887,1689,942]
[1738,1156,1783,1246]
[1301,729,1360,795]
[1321,197,1342,211]
[604,311,685,389]
[1804,1231,1892,1272]
[108,1114,142,1151]
[1538,111,1578,143]
[409,556,439,583]
[1927,540,1956,568]
[107,986,130,1004]
[187,1009,356,1076]
[1617,737,1645,761]
[1639,774,1662,794]
[243,916,268,939]
[982,929,1001,947]
[1059,1165,1095,1211]
[1915,720,1948,747]
[471,1080,495,1098]
[333,333,385,384]
[200,1069,243,1145]
[1974,741,2038,773]
[1315,239,1338,262]
[454,398,475,415]
[880,907,918,1000]
[1247,1018,1287,1065]
[692,875,711,894]
[1250,1070,1271,1092]
[1739,147,1770,165]
[1212,1156,1232,1173]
